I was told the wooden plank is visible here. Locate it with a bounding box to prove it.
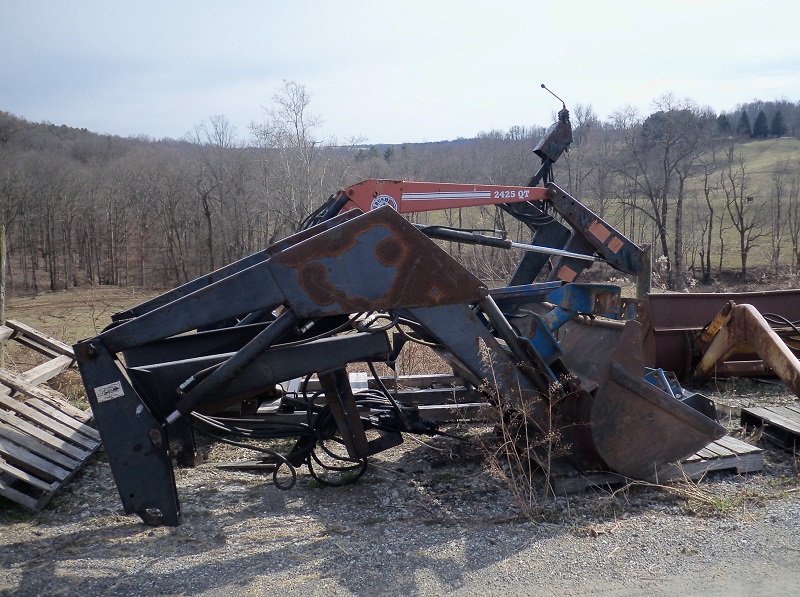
[20,355,75,387]
[27,390,91,424]
[716,434,761,455]
[392,387,486,406]
[550,470,627,494]
[700,442,736,458]
[0,326,13,343]
[0,367,95,436]
[348,371,369,391]
[24,398,100,441]
[0,320,100,512]
[0,395,98,450]
[694,447,717,459]
[0,356,84,420]
[0,438,69,482]
[33,439,102,512]
[0,477,39,511]
[0,355,86,425]
[5,320,74,357]
[0,411,90,460]
[732,452,764,474]
[742,406,800,435]
[416,403,494,422]
[0,457,55,492]
[771,405,800,424]
[11,337,61,359]
[741,406,800,451]
[697,450,761,475]
[548,435,763,494]
[0,422,81,469]
[656,435,763,480]
[0,368,69,404]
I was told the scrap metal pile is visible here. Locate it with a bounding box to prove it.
[73,103,800,526]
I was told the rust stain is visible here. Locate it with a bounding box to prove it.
[588,220,611,243]
[270,208,486,314]
[557,265,578,282]
[607,236,624,254]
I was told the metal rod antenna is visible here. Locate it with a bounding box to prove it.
[541,83,566,109]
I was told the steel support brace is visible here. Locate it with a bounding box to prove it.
[168,310,299,421]
[112,210,362,321]
[692,303,800,396]
[547,184,646,276]
[74,341,180,525]
[319,369,371,459]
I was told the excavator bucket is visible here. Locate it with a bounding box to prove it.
[560,319,726,481]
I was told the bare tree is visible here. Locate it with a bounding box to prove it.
[786,162,800,269]
[612,95,712,289]
[721,146,767,277]
[252,81,350,237]
[697,159,719,284]
[560,103,600,199]
[191,117,227,271]
[767,160,793,273]
[0,149,25,290]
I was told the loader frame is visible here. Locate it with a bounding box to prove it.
[74,108,727,526]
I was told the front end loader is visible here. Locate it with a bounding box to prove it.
[75,206,723,525]
[74,104,726,526]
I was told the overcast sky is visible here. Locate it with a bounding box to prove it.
[2,1,798,144]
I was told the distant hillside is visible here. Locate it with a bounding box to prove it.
[1,95,799,294]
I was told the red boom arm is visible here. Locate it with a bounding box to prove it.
[339,180,551,214]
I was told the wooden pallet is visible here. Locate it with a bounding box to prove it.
[548,435,763,495]
[741,404,800,451]
[0,320,101,511]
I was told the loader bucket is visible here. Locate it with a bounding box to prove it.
[586,320,726,480]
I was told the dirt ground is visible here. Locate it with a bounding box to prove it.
[0,286,799,596]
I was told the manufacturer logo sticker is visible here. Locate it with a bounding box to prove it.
[95,381,124,402]
[370,194,398,211]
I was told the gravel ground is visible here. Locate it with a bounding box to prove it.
[1,385,800,597]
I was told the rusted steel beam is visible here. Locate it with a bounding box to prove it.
[646,289,800,378]
[692,303,800,397]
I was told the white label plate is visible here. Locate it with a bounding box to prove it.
[95,381,125,402]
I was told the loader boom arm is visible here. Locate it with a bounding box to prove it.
[338,180,552,214]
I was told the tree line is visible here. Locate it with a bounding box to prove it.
[0,82,799,294]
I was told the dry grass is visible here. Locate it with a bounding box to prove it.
[6,285,158,344]
[4,286,159,402]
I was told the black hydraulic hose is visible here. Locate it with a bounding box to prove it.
[764,312,800,335]
[188,419,298,490]
[300,192,350,230]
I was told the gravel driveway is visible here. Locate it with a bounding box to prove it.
[1,413,799,596]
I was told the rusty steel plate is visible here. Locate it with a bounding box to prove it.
[268,207,487,317]
[647,289,800,377]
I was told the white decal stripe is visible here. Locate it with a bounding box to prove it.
[401,191,492,201]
